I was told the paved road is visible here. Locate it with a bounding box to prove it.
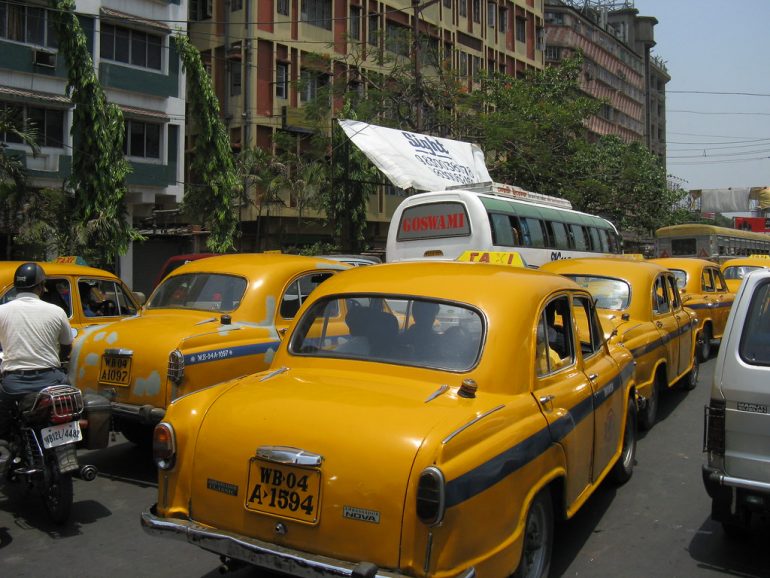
[0,357,767,577]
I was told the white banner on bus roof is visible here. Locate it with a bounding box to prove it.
[338,119,491,191]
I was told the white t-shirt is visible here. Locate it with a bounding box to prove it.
[0,292,73,372]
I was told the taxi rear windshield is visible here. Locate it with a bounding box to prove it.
[148,273,246,312]
[289,295,484,371]
[724,265,762,280]
[565,275,630,311]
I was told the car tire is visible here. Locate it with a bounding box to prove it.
[639,374,661,431]
[513,489,553,578]
[610,395,637,485]
[681,354,699,391]
[698,324,712,362]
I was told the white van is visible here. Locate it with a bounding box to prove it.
[703,268,770,536]
[385,182,621,267]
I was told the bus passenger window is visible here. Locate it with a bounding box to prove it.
[588,227,601,252]
[489,213,516,246]
[569,224,587,251]
[598,229,610,252]
[548,221,570,250]
[524,218,546,248]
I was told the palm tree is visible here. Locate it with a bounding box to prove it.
[0,107,39,185]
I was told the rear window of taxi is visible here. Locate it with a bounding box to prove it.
[148,273,247,312]
[563,275,630,311]
[290,295,484,371]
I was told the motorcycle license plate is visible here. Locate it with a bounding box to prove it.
[245,459,321,524]
[100,355,132,386]
[41,421,82,449]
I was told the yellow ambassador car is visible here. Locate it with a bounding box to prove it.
[142,261,638,578]
[68,254,350,446]
[721,255,770,293]
[650,257,734,362]
[0,260,141,334]
[541,258,699,431]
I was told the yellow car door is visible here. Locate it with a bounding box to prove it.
[533,293,594,509]
[653,274,681,385]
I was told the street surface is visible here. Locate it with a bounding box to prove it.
[0,357,768,577]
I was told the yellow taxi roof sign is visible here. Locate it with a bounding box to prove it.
[456,251,526,268]
[53,256,89,265]
[748,254,770,259]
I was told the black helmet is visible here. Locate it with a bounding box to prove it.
[14,262,45,290]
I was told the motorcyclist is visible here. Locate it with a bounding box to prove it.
[0,263,73,435]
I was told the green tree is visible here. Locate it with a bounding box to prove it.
[51,0,140,266]
[173,34,240,252]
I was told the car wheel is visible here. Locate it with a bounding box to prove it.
[681,355,699,391]
[513,489,553,578]
[698,324,712,362]
[611,395,637,485]
[639,375,660,431]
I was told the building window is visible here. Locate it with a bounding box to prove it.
[499,7,507,32]
[276,62,289,99]
[278,0,290,16]
[301,0,332,30]
[1,102,65,148]
[189,0,213,21]
[101,23,162,71]
[487,2,495,27]
[0,4,58,48]
[385,21,409,57]
[459,52,468,77]
[472,0,480,23]
[231,0,243,11]
[459,0,467,18]
[124,120,161,159]
[545,45,561,61]
[443,0,451,8]
[230,62,242,97]
[350,6,361,40]
[368,12,379,46]
[515,17,526,42]
[300,69,327,102]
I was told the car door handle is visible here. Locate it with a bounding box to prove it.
[538,394,555,406]
[588,373,598,382]
[656,321,663,328]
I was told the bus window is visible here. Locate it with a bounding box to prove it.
[588,227,601,252]
[547,221,570,250]
[597,229,610,252]
[523,218,546,248]
[489,213,517,246]
[569,224,588,251]
[672,238,696,256]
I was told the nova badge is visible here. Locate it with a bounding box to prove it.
[207,478,239,496]
[737,402,768,414]
[343,505,380,524]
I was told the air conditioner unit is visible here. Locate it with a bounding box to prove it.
[33,49,56,68]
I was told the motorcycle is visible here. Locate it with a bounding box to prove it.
[0,384,100,524]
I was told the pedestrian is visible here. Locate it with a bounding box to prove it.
[0,263,73,431]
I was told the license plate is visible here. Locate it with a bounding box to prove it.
[99,355,132,386]
[41,421,82,449]
[245,459,321,523]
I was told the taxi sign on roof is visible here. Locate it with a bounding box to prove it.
[456,251,526,268]
[748,254,770,259]
[53,256,89,265]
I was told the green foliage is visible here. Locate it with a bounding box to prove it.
[173,34,240,253]
[51,0,141,266]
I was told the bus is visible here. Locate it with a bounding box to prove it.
[385,182,622,266]
[655,224,770,263]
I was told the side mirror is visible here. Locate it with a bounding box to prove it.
[133,291,147,306]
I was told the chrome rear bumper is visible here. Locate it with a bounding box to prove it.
[141,505,476,578]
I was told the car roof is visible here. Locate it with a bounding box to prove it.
[540,257,668,281]
[166,253,351,278]
[721,256,770,268]
[649,257,716,270]
[0,261,120,280]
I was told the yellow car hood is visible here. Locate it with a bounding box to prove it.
[187,367,490,569]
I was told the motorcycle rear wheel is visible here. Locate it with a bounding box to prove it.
[42,461,73,524]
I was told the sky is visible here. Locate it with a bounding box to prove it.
[632,0,770,190]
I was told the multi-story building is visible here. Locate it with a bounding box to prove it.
[189,0,546,252]
[0,0,187,291]
[544,0,669,168]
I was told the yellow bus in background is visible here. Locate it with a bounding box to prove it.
[655,224,770,263]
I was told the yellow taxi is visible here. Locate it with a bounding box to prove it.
[541,258,699,431]
[650,257,734,361]
[0,260,142,336]
[68,254,350,446]
[720,254,770,293]
[142,260,638,578]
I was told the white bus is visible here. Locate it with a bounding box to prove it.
[385,182,622,266]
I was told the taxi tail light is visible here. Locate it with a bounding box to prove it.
[153,422,176,470]
[168,349,184,385]
[416,467,445,526]
[704,399,726,455]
